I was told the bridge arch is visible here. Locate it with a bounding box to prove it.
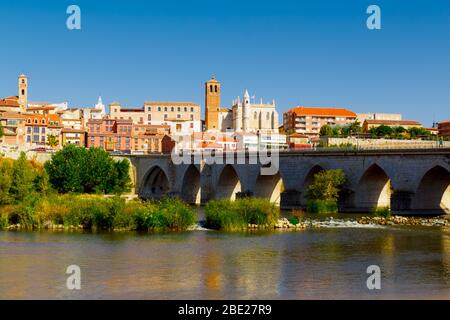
[140,165,170,200]
[354,163,392,211]
[254,172,284,204]
[215,165,242,200]
[301,165,325,205]
[181,165,201,204]
[411,165,450,214]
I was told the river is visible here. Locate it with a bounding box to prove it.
[0,213,449,299]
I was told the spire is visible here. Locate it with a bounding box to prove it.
[244,89,250,99]
[97,95,103,105]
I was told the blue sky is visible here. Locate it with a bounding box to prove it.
[1,0,449,126]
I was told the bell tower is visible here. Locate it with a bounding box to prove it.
[18,74,28,112]
[205,76,220,131]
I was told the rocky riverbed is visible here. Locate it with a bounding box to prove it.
[266,215,450,230]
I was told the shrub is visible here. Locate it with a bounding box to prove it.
[306,199,338,214]
[372,206,391,218]
[204,198,280,231]
[0,213,8,229]
[146,197,196,231]
[204,200,245,231]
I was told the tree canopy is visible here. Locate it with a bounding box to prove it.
[44,144,131,194]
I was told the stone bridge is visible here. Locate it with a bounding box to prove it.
[117,149,450,215]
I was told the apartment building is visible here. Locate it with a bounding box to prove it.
[87,118,173,154]
[0,111,26,144]
[283,107,357,137]
[24,114,62,145]
[437,120,450,137]
[109,101,201,135]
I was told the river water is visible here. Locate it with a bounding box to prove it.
[0,214,449,299]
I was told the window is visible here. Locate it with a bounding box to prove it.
[21,89,25,95]
[148,114,151,121]
[210,85,213,92]
[27,127,31,134]
[41,119,45,124]
[164,114,168,119]
[33,127,40,133]
[171,107,174,112]
[33,135,39,142]
[164,107,168,112]
[140,117,143,123]
[34,119,38,124]
[147,107,151,112]
[177,114,181,119]
[254,112,257,120]
[41,127,46,134]
[55,122,59,126]
[177,107,181,112]
[215,85,218,92]
[22,79,25,84]
[184,107,187,112]
[158,107,161,112]
[190,114,194,120]
[27,135,31,142]
[191,107,194,112]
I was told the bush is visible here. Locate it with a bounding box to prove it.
[204,200,246,231]
[306,199,338,214]
[142,197,196,231]
[0,213,8,229]
[372,206,391,218]
[204,198,280,231]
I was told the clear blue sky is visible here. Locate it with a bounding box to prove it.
[1,0,449,126]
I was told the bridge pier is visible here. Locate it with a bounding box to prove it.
[391,191,414,213]
[280,190,302,210]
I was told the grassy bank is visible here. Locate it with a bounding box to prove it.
[204,198,279,231]
[0,194,196,232]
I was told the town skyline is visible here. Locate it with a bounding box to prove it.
[1,0,449,127]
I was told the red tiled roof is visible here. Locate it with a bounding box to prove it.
[364,119,421,126]
[289,106,357,117]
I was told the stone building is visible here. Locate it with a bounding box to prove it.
[204,76,279,134]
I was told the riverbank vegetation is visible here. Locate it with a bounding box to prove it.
[372,206,391,219]
[306,169,346,214]
[1,194,196,231]
[204,198,279,231]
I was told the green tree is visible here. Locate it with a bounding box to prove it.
[44,144,87,193]
[10,152,36,202]
[307,169,346,202]
[0,158,13,204]
[408,127,430,139]
[320,125,334,137]
[44,144,131,194]
[374,125,393,137]
[0,123,4,139]
[47,134,59,148]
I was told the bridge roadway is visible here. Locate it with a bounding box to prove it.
[115,148,450,214]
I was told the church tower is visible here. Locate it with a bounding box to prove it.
[243,89,250,132]
[205,76,221,131]
[18,74,28,112]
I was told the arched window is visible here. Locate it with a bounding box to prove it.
[210,85,213,93]
[41,119,46,124]
[34,119,38,124]
[215,85,218,92]
[21,89,25,95]
[27,118,31,124]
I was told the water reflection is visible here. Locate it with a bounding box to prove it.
[0,226,449,299]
